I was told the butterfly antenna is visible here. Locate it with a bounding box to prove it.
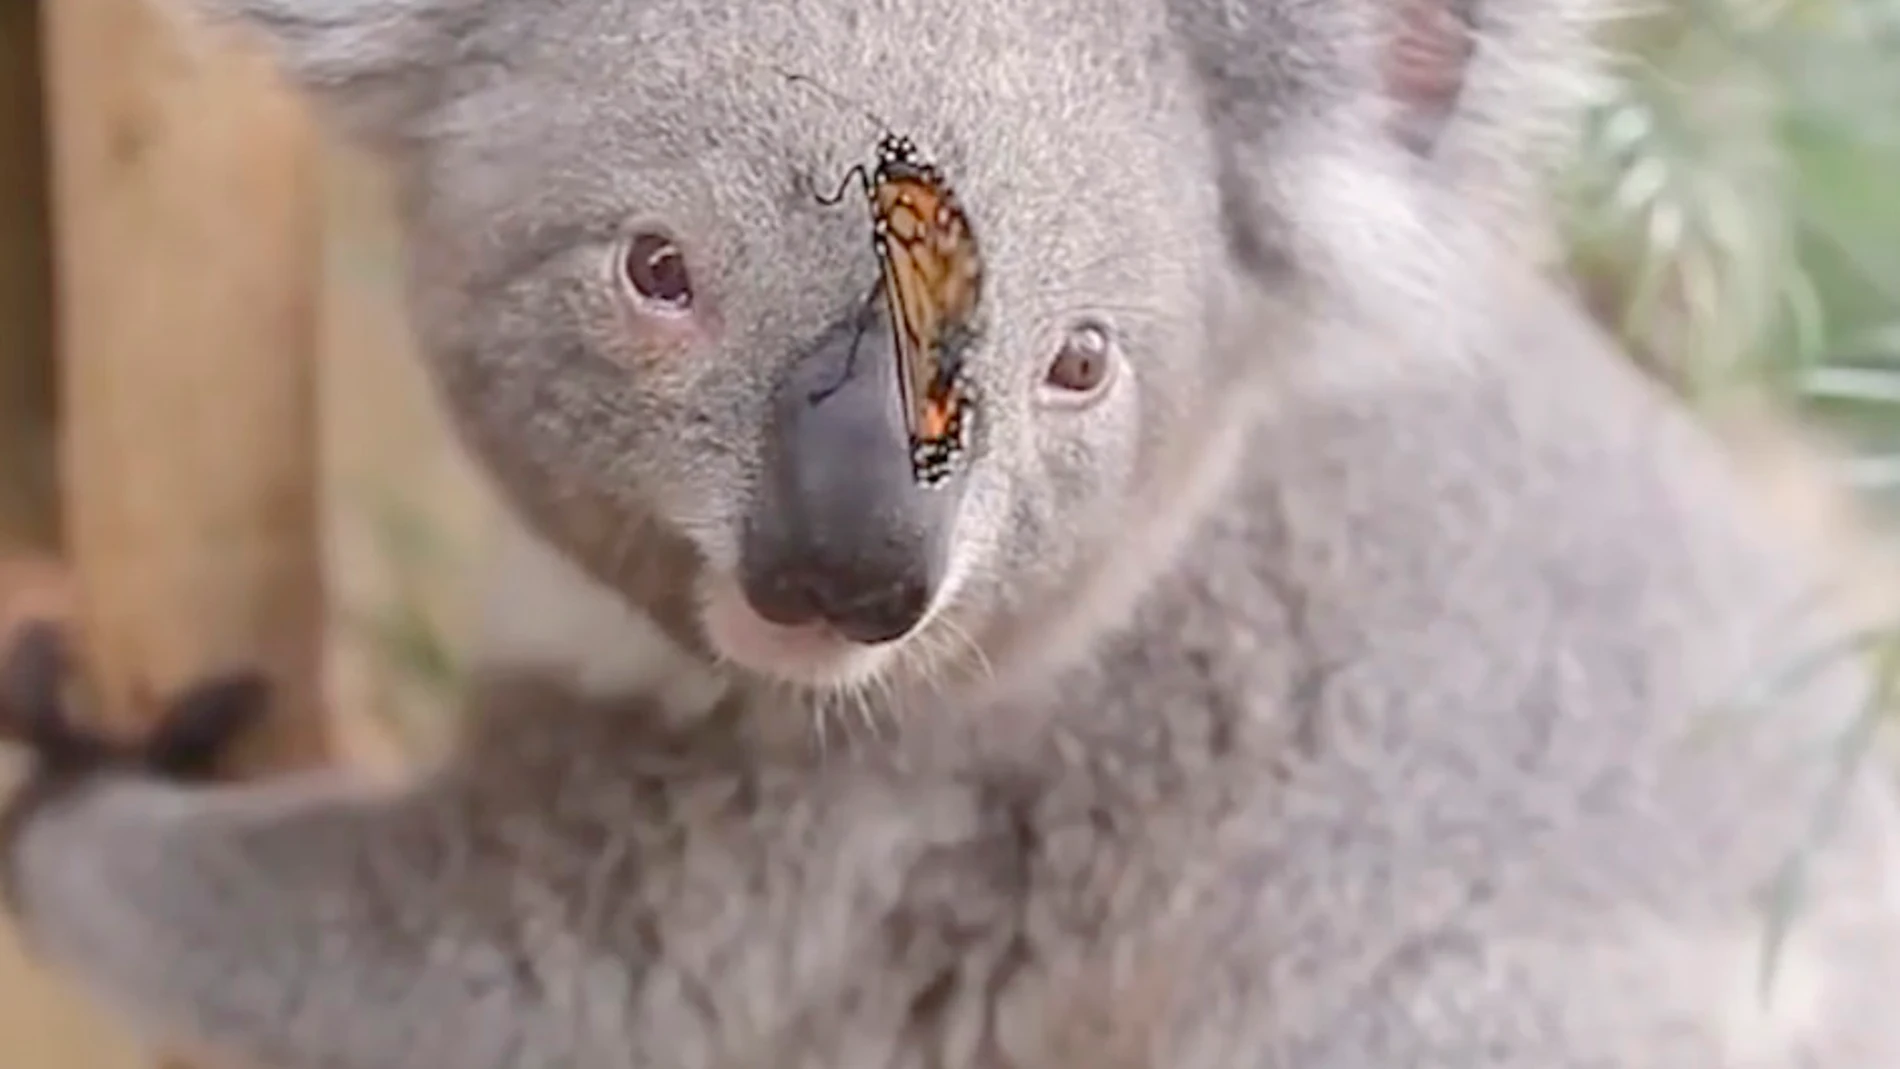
[814,163,871,206]
[771,65,897,139]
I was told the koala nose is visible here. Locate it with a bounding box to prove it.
[740,295,962,646]
[741,561,935,645]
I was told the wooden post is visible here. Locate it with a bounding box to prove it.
[0,8,144,1069]
[39,0,331,1058]
[43,0,330,766]
[0,0,56,553]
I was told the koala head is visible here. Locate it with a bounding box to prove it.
[183,0,1511,708]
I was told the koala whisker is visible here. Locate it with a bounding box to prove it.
[798,678,834,756]
[809,676,877,757]
[903,636,963,728]
[932,615,995,687]
[895,617,974,713]
[793,677,852,758]
[825,677,862,747]
[857,674,892,744]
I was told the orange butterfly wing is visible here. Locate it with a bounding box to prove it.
[871,172,980,447]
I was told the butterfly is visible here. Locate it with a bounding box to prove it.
[817,132,985,488]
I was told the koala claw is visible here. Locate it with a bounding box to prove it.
[0,622,114,773]
[0,621,270,783]
[0,621,273,911]
[137,671,273,784]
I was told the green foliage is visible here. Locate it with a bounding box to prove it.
[1562,0,1900,1003]
[1565,0,1900,480]
[335,485,469,756]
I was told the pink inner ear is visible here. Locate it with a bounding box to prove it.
[1382,0,1477,156]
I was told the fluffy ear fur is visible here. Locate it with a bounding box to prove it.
[1169,0,1604,398]
[1383,0,1478,156]
[171,0,497,151]
[1425,0,1608,261]
[1166,0,1469,398]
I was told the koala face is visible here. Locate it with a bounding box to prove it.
[196,0,1278,701]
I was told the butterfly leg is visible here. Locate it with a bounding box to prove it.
[806,281,881,405]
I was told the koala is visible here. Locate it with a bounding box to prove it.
[5,0,1900,1066]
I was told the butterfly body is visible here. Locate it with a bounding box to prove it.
[820,133,984,487]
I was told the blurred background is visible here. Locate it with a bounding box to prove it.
[5,0,1900,1064]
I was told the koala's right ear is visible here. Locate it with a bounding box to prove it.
[172,0,487,152]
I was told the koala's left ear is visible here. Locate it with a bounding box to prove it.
[1381,0,1607,258]
[1382,0,1478,157]
[166,0,495,153]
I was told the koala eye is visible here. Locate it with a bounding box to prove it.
[1041,322,1116,402]
[621,231,694,311]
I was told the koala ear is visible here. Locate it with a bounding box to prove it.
[1381,0,1477,157]
[1386,0,1605,256]
[174,0,482,151]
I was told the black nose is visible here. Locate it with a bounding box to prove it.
[740,294,963,645]
[741,563,935,645]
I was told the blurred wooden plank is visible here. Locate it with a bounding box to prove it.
[44,0,330,757]
[1,12,142,1068]
[0,566,139,1069]
[0,0,56,552]
[40,1,330,1063]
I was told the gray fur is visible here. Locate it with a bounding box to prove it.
[9,0,1900,1066]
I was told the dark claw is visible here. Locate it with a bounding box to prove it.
[143,672,272,782]
[0,622,113,772]
[0,620,271,781]
[0,643,270,916]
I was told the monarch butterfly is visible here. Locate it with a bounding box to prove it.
[816,132,985,488]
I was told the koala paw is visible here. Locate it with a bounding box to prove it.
[0,621,270,783]
[0,621,271,910]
